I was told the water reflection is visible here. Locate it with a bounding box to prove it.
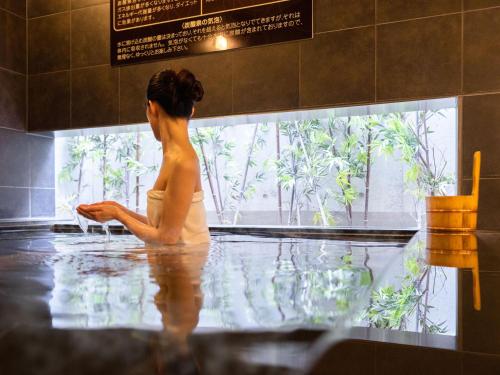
[362,234,457,335]
[148,244,209,344]
[425,232,480,311]
[48,235,403,333]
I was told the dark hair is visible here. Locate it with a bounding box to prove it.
[146,69,204,118]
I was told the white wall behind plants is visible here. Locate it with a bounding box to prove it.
[55,102,457,228]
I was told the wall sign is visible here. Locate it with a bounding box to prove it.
[111,0,313,66]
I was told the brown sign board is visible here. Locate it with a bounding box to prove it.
[111,0,313,66]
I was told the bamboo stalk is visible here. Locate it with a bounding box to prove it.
[364,127,372,223]
[213,143,224,219]
[196,128,223,223]
[294,121,328,225]
[102,135,108,200]
[288,130,297,225]
[346,119,353,225]
[275,122,283,224]
[296,197,301,226]
[125,138,131,208]
[135,131,141,213]
[232,124,259,225]
[77,152,84,203]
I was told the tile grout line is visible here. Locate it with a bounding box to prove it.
[0,186,55,189]
[463,177,500,180]
[315,23,375,36]
[0,65,25,76]
[28,9,70,20]
[28,134,32,218]
[29,68,71,76]
[315,5,500,37]
[298,42,301,107]
[458,2,464,195]
[70,6,73,129]
[26,1,32,217]
[27,0,31,219]
[25,0,29,132]
[118,66,121,124]
[374,0,378,102]
[231,51,234,114]
[0,6,25,20]
[461,1,464,95]
[0,125,27,133]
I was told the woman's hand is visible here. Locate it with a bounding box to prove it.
[76,202,119,223]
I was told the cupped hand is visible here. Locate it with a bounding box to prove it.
[76,203,119,223]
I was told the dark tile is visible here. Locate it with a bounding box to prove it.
[171,52,233,119]
[0,329,176,375]
[464,8,500,93]
[377,15,461,101]
[71,0,108,9]
[377,0,461,23]
[309,340,375,375]
[28,71,70,131]
[0,8,26,73]
[476,232,500,272]
[71,65,119,128]
[120,52,233,123]
[461,271,500,355]
[0,128,30,187]
[28,12,70,74]
[0,187,29,219]
[463,352,500,374]
[30,188,55,217]
[462,178,500,230]
[314,0,375,32]
[300,27,375,107]
[464,0,500,10]
[0,0,26,17]
[30,135,55,188]
[0,69,26,131]
[27,0,70,18]
[119,61,169,124]
[462,94,500,177]
[376,343,461,375]
[71,4,109,68]
[233,43,299,114]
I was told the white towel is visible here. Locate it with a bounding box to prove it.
[147,190,211,245]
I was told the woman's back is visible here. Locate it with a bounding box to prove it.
[148,147,209,245]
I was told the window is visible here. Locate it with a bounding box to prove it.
[55,97,457,229]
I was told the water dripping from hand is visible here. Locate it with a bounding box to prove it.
[74,209,89,235]
[103,222,111,243]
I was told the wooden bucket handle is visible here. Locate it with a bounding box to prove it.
[472,265,481,311]
[471,151,481,203]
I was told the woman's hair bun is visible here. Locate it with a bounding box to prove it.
[147,68,204,118]
[176,69,204,102]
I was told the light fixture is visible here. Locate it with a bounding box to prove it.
[214,35,228,50]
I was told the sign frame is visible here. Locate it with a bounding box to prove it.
[110,0,313,66]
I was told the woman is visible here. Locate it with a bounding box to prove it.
[77,69,210,245]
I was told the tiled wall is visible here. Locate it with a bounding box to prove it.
[311,338,500,375]
[0,1,55,220]
[24,0,500,228]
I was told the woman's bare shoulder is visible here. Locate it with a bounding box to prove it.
[172,152,199,173]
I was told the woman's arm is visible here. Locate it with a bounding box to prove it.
[82,201,149,224]
[78,205,171,245]
[112,202,149,224]
[77,162,197,245]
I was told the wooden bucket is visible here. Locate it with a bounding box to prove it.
[426,151,481,231]
[425,232,480,310]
